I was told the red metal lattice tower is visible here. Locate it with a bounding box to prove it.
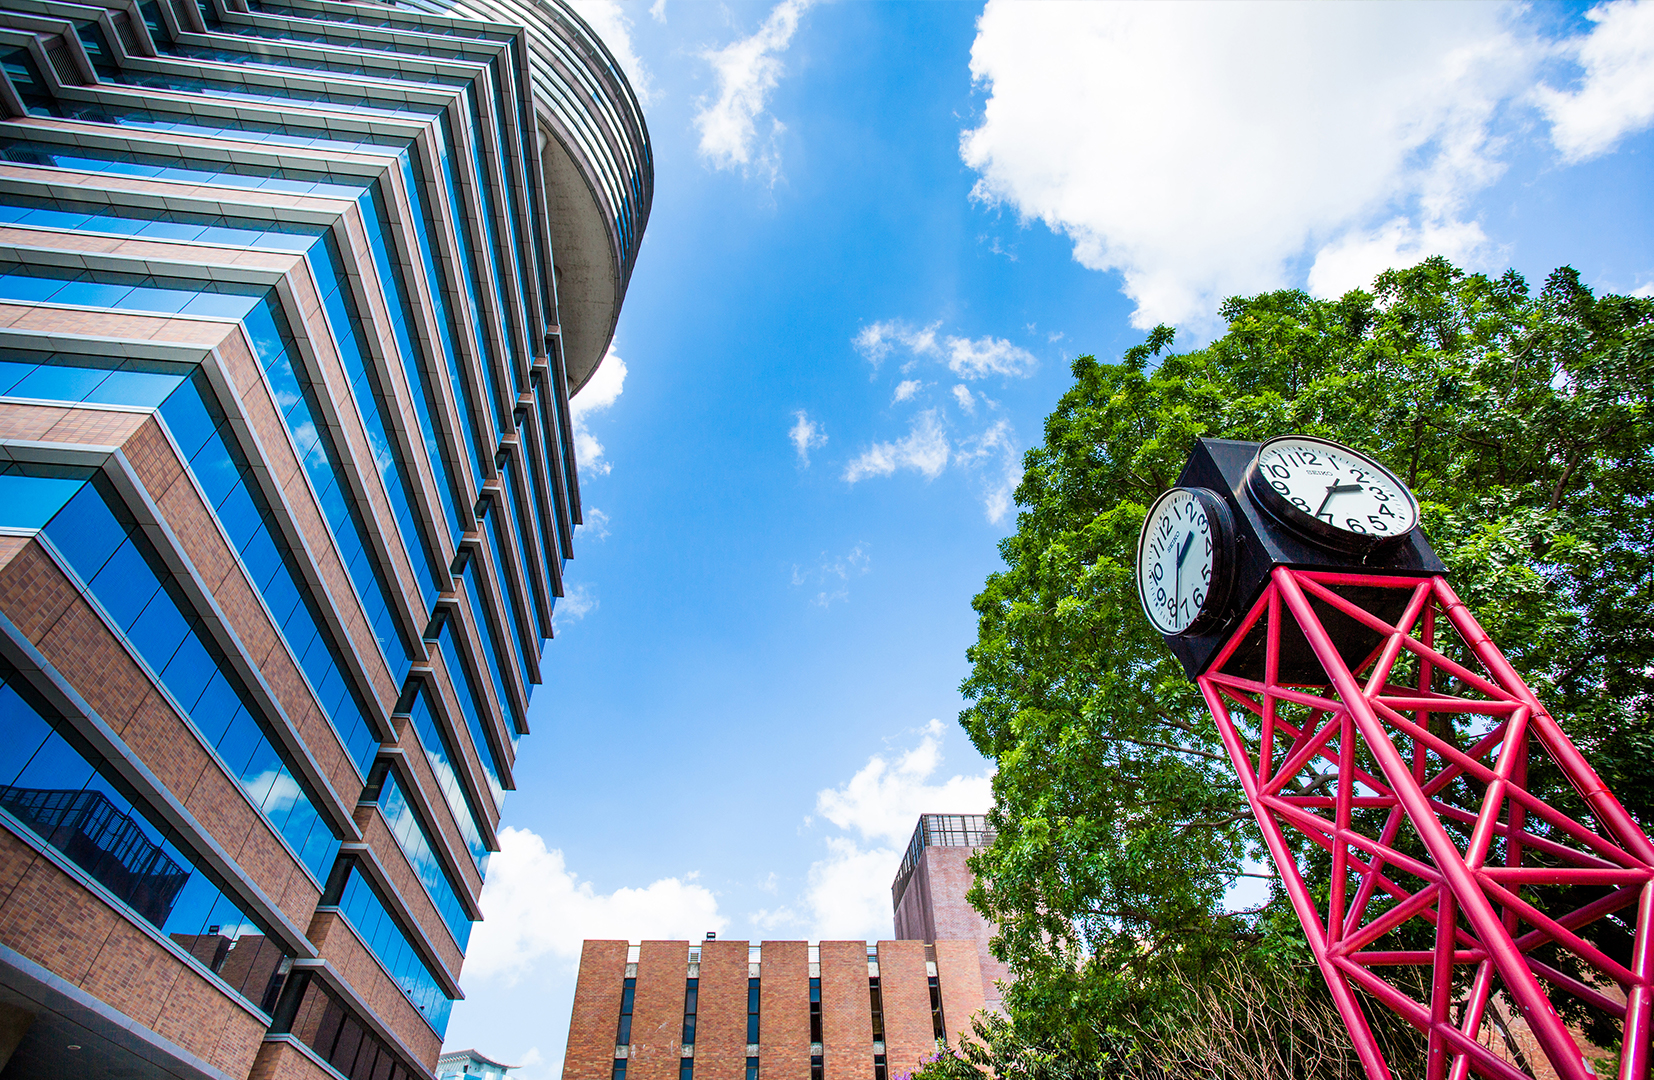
[1197,566,1654,1080]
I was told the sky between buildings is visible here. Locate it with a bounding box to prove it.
[441,1,1654,1073]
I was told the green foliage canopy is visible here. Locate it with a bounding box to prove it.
[959,258,1654,1059]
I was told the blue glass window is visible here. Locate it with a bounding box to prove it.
[366,763,472,950]
[309,233,440,610]
[157,371,381,775]
[499,461,548,642]
[398,148,496,465]
[242,298,417,680]
[0,657,294,1013]
[458,556,519,736]
[432,616,505,808]
[404,684,490,874]
[0,192,323,251]
[359,183,464,541]
[333,862,453,1034]
[40,475,340,882]
[482,500,535,693]
[0,259,263,319]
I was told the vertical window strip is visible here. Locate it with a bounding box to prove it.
[482,501,534,693]
[869,975,885,1044]
[0,656,294,1013]
[928,974,946,1040]
[358,183,464,542]
[809,975,822,1043]
[277,972,423,1080]
[482,66,533,381]
[310,231,440,610]
[433,617,505,808]
[681,976,697,1047]
[334,862,454,1034]
[43,476,341,883]
[499,463,548,640]
[367,763,473,950]
[157,371,380,775]
[396,147,492,477]
[242,297,416,679]
[521,410,566,576]
[460,89,521,387]
[531,385,572,564]
[459,556,521,737]
[746,976,760,1046]
[616,975,635,1047]
[425,125,504,441]
[405,684,490,874]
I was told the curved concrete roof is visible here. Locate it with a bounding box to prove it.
[429,0,652,395]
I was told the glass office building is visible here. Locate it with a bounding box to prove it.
[0,0,649,1074]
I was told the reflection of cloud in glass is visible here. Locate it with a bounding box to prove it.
[290,420,331,471]
[366,430,396,481]
[243,769,303,816]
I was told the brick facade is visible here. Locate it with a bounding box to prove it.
[759,940,809,1078]
[818,942,873,1080]
[695,940,750,1080]
[563,942,982,1080]
[630,940,689,1080]
[874,942,933,1076]
[566,940,629,1080]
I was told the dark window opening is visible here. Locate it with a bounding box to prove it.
[809,976,822,1043]
[270,972,422,1080]
[617,977,636,1046]
[612,1060,626,1080]
[929,974,946,1040]
[678,1061,693,1080]
[874,1054,887,1080]
[682,977,698,1046]
[745,1057,759,1080]
[869,977,885,1041]
[810,1055,823,1080]
[746,977,760,1044]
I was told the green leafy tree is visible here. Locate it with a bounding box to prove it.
[948,259,1654,1073]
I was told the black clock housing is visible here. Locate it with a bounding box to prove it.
[1163,438,1446,681]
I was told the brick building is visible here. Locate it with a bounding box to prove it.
[890,815,1007,1016]
[564,816,1008,1080]
[0,0,650,1075]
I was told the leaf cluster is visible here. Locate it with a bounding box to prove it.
[956,258,1654,1065]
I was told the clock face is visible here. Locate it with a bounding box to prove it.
[1136,487,1233,637]
[1246,435,1419,548]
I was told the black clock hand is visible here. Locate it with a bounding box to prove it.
[1175,531,1194,617]
[1315,482,1363,517]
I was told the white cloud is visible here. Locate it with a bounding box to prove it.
[649,0,666,24]
[694,0,812,181]
[565,2,652,103]
[961,2,1540,329]
[789,410,827,466]
[790,542,870,607]
[955,420,1022,525]
[1538,0,1654,162]
[951,384,975,414]
[552,582,596,632]
[464,827,725,984]
[853,319,940,367]
[844,409,950,483]
[569,347,627,477]
[576,507,610,542]
[944,335,1037,379]
[892,379,922,403]
[798,721,994,939]
[1307,217,1494,299]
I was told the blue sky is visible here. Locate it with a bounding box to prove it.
[442,1,1654,1071]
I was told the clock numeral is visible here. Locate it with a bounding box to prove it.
[1371,488,1390,502]
[1266,464,1290,480]
[1292,496,1312,512]
[1151,564,1164,582]
[1192,588,1205,607]
[1368,516,1390,532]
[1156,587,1166,604]
[1270,479,1290,495]
[1376,502,1395,517]
[1346,517,1368,533]
[1350,467,1368,483]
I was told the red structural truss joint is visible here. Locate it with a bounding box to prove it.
[1196,567,1654,1080]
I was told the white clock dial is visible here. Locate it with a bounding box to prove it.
[1248,435,1419,546]
[1136,487,1231,636]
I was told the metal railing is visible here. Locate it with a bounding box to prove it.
[890,813,994,911]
